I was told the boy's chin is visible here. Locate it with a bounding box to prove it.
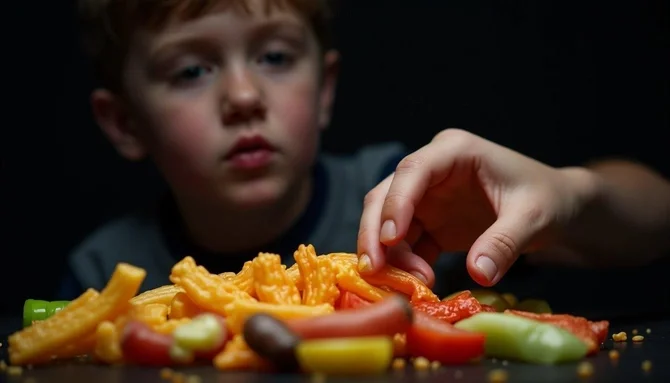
[222,180,288,210]
[229,194,280,210]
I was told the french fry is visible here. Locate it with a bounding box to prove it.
[170,256,256,316]
[129,303,169,327]
[363,265,440,302]
[9,264,145,365]
[94,321,123,364]
[168,292,202,319]
[295,245,340,306]
[253,253,301,305]
[224,299,334,334]
[335,263,389,303]
[130,285,183,306]
[213,334,271,371]
[7,243,447,371]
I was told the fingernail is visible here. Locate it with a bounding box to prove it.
[475,255,498,282]
[358,254,372,273]
[380,220,397,242]
[410,271,428,285]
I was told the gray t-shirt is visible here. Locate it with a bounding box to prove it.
[59,142,670,320]
[60,142,409,295]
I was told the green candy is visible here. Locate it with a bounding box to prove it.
[23,299,71,328]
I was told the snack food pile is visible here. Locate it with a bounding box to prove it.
[7,244,610,375]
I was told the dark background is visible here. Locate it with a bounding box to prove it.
[2,1,668,316]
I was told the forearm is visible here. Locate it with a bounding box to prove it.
[557,159,670,266]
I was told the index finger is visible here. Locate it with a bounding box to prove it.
[357,174,393,273]
[357,174,427,274]
[378,130,479,248]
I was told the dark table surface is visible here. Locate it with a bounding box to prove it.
[1,316,668,383]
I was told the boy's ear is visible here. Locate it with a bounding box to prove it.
[318,50,340,130]
[90,89,147,161]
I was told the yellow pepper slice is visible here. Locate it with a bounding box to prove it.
[295,336,393,375]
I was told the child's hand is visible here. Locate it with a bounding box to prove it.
[356,129,595,287]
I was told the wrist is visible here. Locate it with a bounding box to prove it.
[552,166,605,254]
[558,166,604,213]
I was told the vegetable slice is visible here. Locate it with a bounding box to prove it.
[121,321,175,366]
[337,291,373,310]
[470,289,511,312]
[405,312,486,365]
[295,336,393,375]
[9,264,145,365]
[23,300,70,328]
[412,291,488,324]
[287,295,413,339]
[505,310,609,355]
[454,312,588,364]
[513,299,552,314]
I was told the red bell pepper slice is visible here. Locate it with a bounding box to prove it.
[505,310,610,355]
[412,291,489,324]
[336,291,373,310]
[405,312,486,365]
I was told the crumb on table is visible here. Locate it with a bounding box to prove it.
[169,372,185,383]
[487,368,509,383]
[577,361,594,378]
[6,366,23,376]
[413,357,430,370]
[392,358,406,370]
[160,368,173,379]
[612,332,627,342]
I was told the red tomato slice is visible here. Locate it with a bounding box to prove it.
[405,312,486,365]
[481,304,498,312]
[336,291,373,310]
[589,320,610,345]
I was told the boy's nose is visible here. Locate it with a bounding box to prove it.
[221,67,265,125]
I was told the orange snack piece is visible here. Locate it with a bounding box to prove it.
[9,264,145,365]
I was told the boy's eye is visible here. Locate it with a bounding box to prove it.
[259,51,294,67]
[174,65,211,82]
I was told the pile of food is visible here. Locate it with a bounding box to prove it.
[7,244,610,375]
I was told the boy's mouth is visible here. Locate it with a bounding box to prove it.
[225,135,276,169]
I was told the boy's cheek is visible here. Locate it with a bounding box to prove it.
[151,141,219,197]
[271,83,322,137]
[145,111,220,177]
[274,99,321,165]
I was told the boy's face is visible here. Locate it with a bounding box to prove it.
[94,0,338,209]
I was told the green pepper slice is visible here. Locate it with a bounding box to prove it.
[501,293,518,307]
[23,299,71,328]
[513,299,552,314]
[470,289,511,312]
[454,312,588,364]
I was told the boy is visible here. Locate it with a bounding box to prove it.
[64,0,669,320]
[60,0,406,298]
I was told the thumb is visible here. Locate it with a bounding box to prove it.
[466,210,541,286]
